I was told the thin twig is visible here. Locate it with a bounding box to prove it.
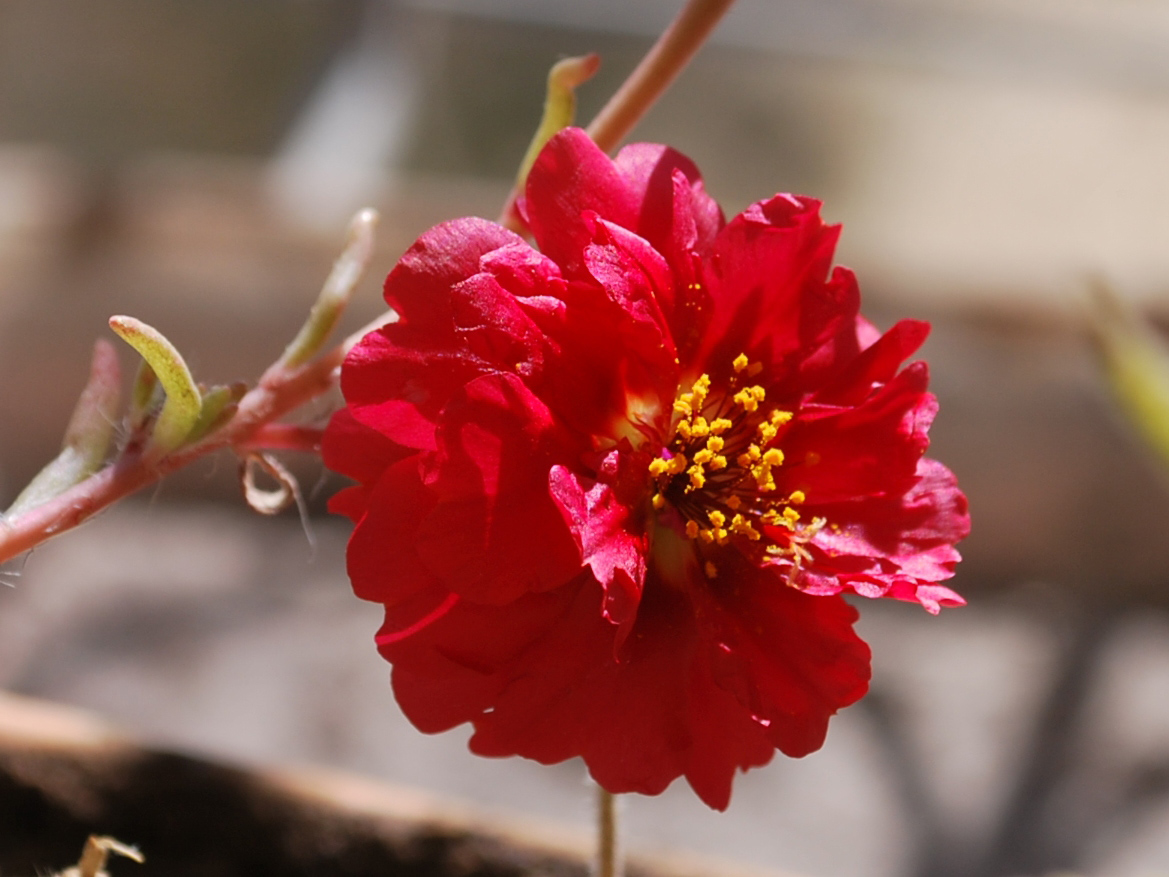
[596,787,622,877]
[586,0,737,154]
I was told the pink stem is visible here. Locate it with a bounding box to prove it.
[586,0,737,153]
[0,344,344,565]
[499,0,736,224]
[237,423,326,454]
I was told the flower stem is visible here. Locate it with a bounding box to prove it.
[0,339,346,566]
[586,0,737,153]
[596,787,622,877]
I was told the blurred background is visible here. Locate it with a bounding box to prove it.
[4,1,1169,876]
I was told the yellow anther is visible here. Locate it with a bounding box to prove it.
[709,455,728,470]
[648,458,669,477]
[789,490,806,504]
[730,514,761,541]
[732,389,759,412]
[673,399,692,415]
[726,495,742,510]
[733,353,750,373]
[688,466,706,489]
[762,448,784,467]
[652,493,666,509]
[761,509,782,525]
[750,385,766,402]
[690,374,711,406]
[704,526,729,545]
[752,467,776,491]
[667,454,688,475]
[710,418,733,435]
[706,435,725,453]
[757,422,778,443]
[704,561,718,579]
[676,420,692,440]
[690,417,710,438]
[771,410,792,425]
[708,510,726,528]
[685,520,700,539]
[783,507,801,524]
[693,448,714,465]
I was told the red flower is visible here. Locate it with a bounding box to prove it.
[323,128,969,810]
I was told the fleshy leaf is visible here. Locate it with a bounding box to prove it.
[515,54,601,193]
[109,315,201,455]
[1093,284,1169,469]
[280,208,379,368]
[6,340,121,518]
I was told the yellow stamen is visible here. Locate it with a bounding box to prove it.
[688,465,706,489]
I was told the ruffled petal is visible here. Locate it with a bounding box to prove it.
[779,364,936,504]
[416,372,583,603]
[802,457,970,613]
[699,195,857,376]
[548,465,646,639]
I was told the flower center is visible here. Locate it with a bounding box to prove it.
[647,354,824,582]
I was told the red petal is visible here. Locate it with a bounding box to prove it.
[691,557,871,759]
[524,129,642,274]
[416,373,583,603]
[811,319,931,406]
[383,217,523,330]
[803,457,970,612]
[698,195,859,380]
[345,456,440,606]
[548,465,646,640]
[780,364,936,503]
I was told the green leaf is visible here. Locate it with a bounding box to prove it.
[6,340,121,518]
[109,315,202,455]
[1093,284,1169,469]
[515,54,601,191]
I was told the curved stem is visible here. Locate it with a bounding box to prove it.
[586,0,737,153]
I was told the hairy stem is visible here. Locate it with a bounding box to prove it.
[0,341,345,565]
